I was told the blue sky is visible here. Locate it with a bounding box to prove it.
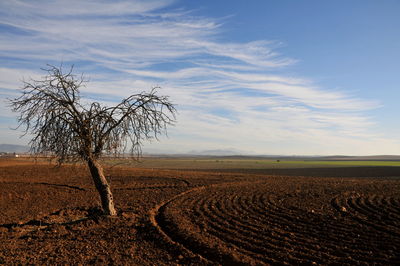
[1,0,400,155]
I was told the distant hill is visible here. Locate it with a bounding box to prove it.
[187,149,248,156]
[0,144,29,153]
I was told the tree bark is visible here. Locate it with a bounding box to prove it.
[87,158,117,216]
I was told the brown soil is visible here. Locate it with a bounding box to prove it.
[0,158,399,265]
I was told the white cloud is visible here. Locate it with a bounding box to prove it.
[1,0,174,17]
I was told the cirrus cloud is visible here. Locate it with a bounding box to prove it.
[0,0,397,155]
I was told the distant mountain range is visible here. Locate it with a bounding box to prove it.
[1,144,399,160]
[1,145,245,156]
[0,144,29,153]
[187,148,248,156]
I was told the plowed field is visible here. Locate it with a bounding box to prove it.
[1,158,399,265]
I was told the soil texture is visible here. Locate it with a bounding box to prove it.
[0,159,399,265]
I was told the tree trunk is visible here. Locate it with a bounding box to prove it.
[87,158,117,216]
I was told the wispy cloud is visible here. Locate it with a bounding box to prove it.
[0,0,397,154]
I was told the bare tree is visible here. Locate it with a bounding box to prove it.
[9,65,176,216]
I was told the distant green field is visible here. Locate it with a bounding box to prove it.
[103,157,400,170]
[5,156,400,170]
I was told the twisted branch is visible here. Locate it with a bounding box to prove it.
[9,65,176,164]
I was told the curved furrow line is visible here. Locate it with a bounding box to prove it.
[197,195,293,248]
[261,193,398,260]
[204,224,287,265]
[355,197,380,216]
[201,192,374,263]
[155,181,400,265]
[204,192,360,261]
[209,195,301,244]
[390,197,400,208]
[236,193,330,241]
[369,196,400,217]
[347,197,377,218]
[253,202,380,258]
[227,193,391,259]
[361,196,400,227]
[182,194,279,264]
[330,197,391,242]
[236,193,341,245]
[209,194,342,262]
[352,196,400,233]
[359,196,400,231]
[332,196,400,239]
[194,213,310,265]
[382,199,400,217]
[241,195,336,239]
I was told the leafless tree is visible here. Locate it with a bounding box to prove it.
[9,65,176,216]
